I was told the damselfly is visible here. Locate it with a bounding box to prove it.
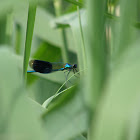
[27,60,78,77]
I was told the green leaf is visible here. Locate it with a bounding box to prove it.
[0,47,46,140]
[0,47,23,129]
[42,86,88,140]
[134,22,140,29]
[71,135,87,140]
[0,0,45,19]
[86,0,107,107]
[52,9,87,70]
[14,6,77,53]
[105,12,119,21]
[42,85,74,108]
[28,77,63,104]
[90,41,140,140]
[15,23,22,54]
[0,16,7,44]
[8,97,46,140]
[23,3,37,81]
[64,0,84,7]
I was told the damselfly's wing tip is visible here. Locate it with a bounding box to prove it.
[29,60,35,68]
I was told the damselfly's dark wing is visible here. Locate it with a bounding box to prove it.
[29,60,52,73]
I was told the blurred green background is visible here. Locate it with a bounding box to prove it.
[0,0,140,140]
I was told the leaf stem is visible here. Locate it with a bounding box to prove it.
[23,3,37,83]
[54,0,69,62]
[76,1,87,70]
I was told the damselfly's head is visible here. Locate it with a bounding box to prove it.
[72,64,77,69]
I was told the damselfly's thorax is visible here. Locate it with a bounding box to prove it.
[64,63,77,70]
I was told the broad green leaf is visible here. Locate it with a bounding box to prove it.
[32,42,62,62]
[8,97,46,140]
[114,0,137,59]
[28,77,63,104]
[14,5,76,53]
[28,70,66,84]
[0,47,46,140]
[71,135,87,140]
[42,85,75,108]
[90,41,140,140]
[42,86,88,140]
[86,0,107,107]
[52,9,87,70]
[0,0,45,19]
[0,47,23,129]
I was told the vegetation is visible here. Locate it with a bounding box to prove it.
[0,0,140,140]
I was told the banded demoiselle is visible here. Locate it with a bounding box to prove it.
[27,60,78,76]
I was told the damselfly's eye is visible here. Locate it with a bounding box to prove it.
[73,64,77,68]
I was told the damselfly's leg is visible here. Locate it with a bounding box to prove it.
[66,70,71,82]
[73,69,79,78]
[64,70,69,74]
[64,69,73,86]
[75,68,80,75]
[64,70,70,80]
